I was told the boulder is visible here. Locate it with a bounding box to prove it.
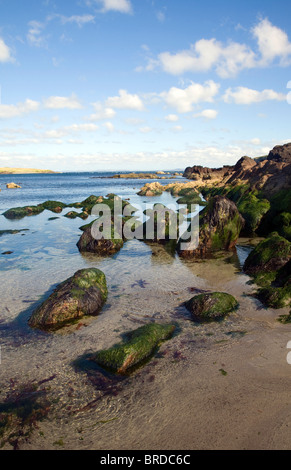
[185,292,239,323]
[177,196,245,258]
[3,205,44,219]
[91,323,176,374]
[77,224,124,255]
[243,233,291,276]
[28,268,107,330]
[6,182,21,189]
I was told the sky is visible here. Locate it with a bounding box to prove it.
[0,0,291,171]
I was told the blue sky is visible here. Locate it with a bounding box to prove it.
[0,0,290,171]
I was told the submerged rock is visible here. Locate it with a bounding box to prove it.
[28,268,107,330]
[177,196,245,258]
[77,224,124,255]
[91,323,176,374]
[42,200,67,213]
[3,205,44,219]
[185,292,239,323]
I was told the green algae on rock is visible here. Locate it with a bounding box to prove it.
[3,205,45,219]
[91,323,176,374]
[243,233,291,276]
[41,201,67,213]
[28,268,107,330]
[177,196,245,258]
[243,234,291,310]
[185,292,239,323]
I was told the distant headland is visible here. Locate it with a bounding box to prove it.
[0,168,57,174]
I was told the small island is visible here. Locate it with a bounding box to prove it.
[0,167,57,174]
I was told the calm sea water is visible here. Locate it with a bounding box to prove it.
[0,171,185,212]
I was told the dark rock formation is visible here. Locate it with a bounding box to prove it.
[185,292,238,323]
[177,196,245,258]
[28,268,107,330]
[91,323,176,374]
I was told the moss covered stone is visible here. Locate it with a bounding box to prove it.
[185,292,239,323]
[3,205,45,219]
[177,196,245,258]
[91,323,176,374]
[243,233,291,275]
[42,201,67,213]
[28,268,107,330]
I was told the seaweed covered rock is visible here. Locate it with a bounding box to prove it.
[185,292,239,323]
[77,223,124,255]
[6,182,21,189]
[243,233,291,276]
[91,323,176,374]
[28,268,107,330]
[177,196,245,258]
[255,259,291,309]
[42,200,67,213]
[141,205,183,251]
[3,205,44,219]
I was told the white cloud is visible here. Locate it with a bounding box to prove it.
[27,21,47,47]
[43,94,83,109]
[223,86,286,104]
[106,89,144,110]
[97,0,132,14]
[139,126,152,134]
[165,114,179,122]
[161,81,220,113]
[88,102,116,120]
[44,123,99,139]
[52,14,95,27]
[156,11,165,23]
[194,109,218,120]
[139,18,291,78]
[0,99,40,119]
[0,38,13,62]
[103,121,115,132]
[253,18,291,65]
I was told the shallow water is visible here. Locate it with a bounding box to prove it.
[0,173,290,450]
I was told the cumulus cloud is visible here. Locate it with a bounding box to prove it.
[0,99,40,119]
[165,114,179,122]
[194,109,218,120]
[160,81,220,113]
[223,86,286,104]
[103,121,115,132]
[139,18,291,78]
[87,102,116,121]
[43,94,83,109]
[106,89,144,110]
[97,0,132,14]
[253,18,291,65]
[0,38,13,62]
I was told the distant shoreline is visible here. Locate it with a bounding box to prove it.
[0,168,57,174]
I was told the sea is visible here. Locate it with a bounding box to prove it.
[0,170,261,450]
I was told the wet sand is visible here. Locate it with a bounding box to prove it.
[1,231,291,450]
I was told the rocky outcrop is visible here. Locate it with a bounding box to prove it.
[91,323,176,374]
[177,196,245,258]
[243,233,291,310]
[3,205,45,219]
[185,292,239,323]
[183,165,232,183]
[6,182,21,189]
[243,233,291,276]
[183,143,291,197]
[77,223,124,255]
[28,268,107,330]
